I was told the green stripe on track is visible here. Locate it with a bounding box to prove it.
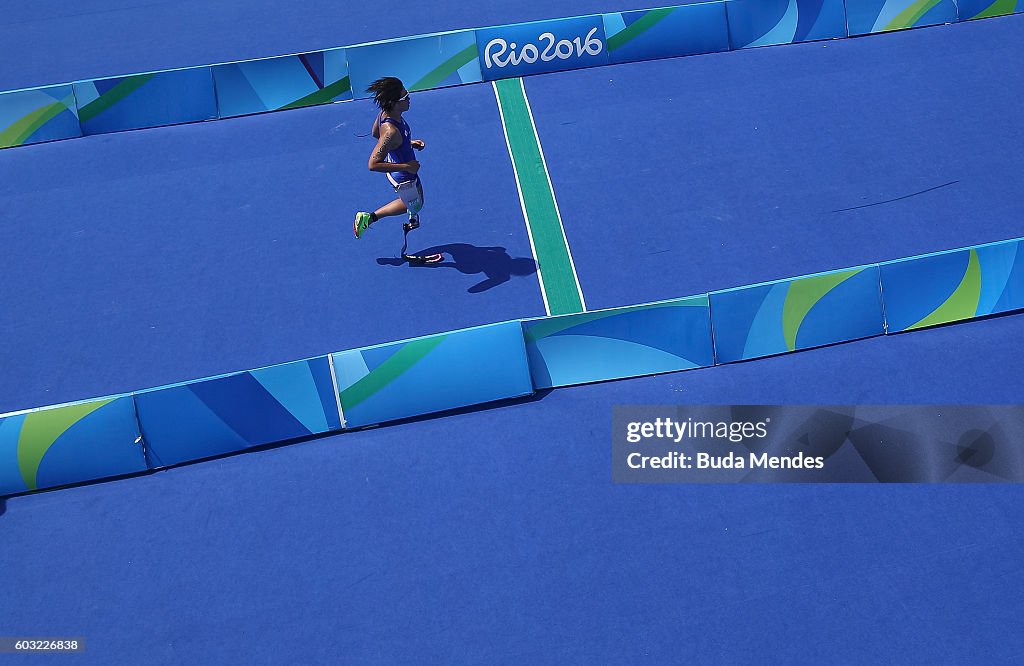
[493,78,584,316]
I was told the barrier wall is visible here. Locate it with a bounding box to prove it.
[710,265,885,363]
[134,356,342,468]
[0,397,147,495]
[333,321,534,428]
[603,3,731,65]
[347,30,482,97]
[880,239,1024,333]
[74,67,217,135]
[476,16,610,81]
[845,0,960,35]
[956,0,1024,19]
[2,3,1021,149]
[726,0,849,48]
[0,85,81,149]
[7,235,1024,494]
[213,48,352,118]
[523,296,715,388]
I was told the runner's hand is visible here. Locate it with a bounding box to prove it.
[405,160,421,174]
[411,139,425,151]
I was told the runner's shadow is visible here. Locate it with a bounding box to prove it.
[377,243,537,293]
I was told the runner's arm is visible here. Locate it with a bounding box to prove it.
[368,125,419,173]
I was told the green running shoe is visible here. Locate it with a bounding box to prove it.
[353,211,372,239]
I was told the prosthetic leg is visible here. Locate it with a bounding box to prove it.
[401,214,443,264]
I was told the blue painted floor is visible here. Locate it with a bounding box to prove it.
[2,5,1024,664]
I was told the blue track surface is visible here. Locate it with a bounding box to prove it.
[3,5,1024,663]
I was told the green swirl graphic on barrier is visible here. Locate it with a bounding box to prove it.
[77,74,155,122]
[908,249,981,329]
[339,336,447,409]
[782,269,863,351]
[607,8,676,52]
[17,399,112,489]
[281,76,351,110]
[884,0,943,30]
[0,100,68,148]
[976,0,1017,18]
[411,44,479,91]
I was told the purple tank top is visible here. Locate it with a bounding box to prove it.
[381,116,416,184]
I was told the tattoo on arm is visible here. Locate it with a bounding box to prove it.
[370,127,399,165]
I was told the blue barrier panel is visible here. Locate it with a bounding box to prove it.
[726,0,849,48]
[135,356,342,468]
[603,3,730,65]
[954,0,1024,18]
[0,397,146,496]
[0,84,81,149]
[523,296,715,389]
[346,30,482,98]
[476,16,610,81]
[710,265,885,363]
[333,321,533,428]
[880,239,1024,333]
[213,48,352,118]
[845,0,959,35]
[73,66,217,135]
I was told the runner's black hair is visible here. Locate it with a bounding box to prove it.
[366,77,406,112]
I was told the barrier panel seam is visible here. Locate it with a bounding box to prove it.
[327,354,346,429]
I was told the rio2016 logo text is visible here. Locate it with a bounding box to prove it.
[483,28,604,69]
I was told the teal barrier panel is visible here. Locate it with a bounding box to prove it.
[726,0,849,48]
[333,321,533,428]
[846,0,959,35]
[73,66,217,135]
[476,15,610,81]
[134,356,343,469]
[0,396,147,496]
[523,296,715,389]
[880,238,1024,333]
[213,48,352,118]
[346,30,482,98]
[0,84,81,149]
[710,265,885,363]
[603,3,730,65]
[955,0,1024,18]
